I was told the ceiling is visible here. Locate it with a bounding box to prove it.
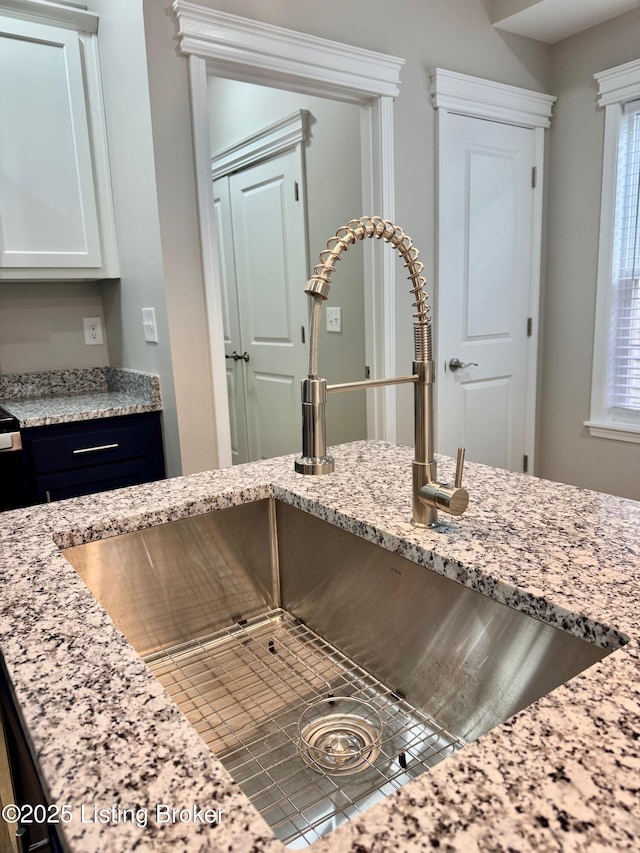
[492,0,640,44]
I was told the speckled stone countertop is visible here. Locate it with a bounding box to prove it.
[0,367,161,427]
[0,441,638,851]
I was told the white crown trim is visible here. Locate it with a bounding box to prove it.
[172,1,404,102]
[429,67,556,128]
[210,110,309,180]
[595,58,640,107]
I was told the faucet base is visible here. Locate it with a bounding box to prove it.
[409,517,441,529]
[411,459,438,527]
[294,456,335,475]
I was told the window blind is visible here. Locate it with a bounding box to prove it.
[610,99,640,412]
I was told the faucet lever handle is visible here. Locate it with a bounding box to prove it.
[455,447,466,488]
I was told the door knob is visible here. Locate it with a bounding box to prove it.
[449,357,478,372]
[225,351,250,362]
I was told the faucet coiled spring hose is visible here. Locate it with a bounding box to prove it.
[305,217,432,377]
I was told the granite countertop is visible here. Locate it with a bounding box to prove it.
[0,367,162,427]
[0,441,638,851]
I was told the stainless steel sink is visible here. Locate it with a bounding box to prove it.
[63,500,621,848]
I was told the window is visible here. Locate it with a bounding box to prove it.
[587,59,640,442]
[610,101,640,412]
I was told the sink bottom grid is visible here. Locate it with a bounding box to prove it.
[145,609,464,848]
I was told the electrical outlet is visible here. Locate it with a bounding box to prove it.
[326,306,342,333]
[83,317,104,346]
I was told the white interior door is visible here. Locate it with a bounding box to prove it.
[213,177,250,465]
[437,113,536,472]
[214,150,308,462]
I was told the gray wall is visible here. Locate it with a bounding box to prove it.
[142,0,220,475]
[539,7,640,499]
[207,77,367,446]
[90,0,182,477]
[0,282,108,372]
[91,0,221,478]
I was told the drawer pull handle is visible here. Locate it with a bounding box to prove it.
[72,442,119,455]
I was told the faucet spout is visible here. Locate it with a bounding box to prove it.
[294,217,469,528]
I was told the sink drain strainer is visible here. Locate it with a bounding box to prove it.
[298,697,382,776]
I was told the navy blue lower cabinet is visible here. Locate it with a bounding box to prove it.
[21,412,166,504]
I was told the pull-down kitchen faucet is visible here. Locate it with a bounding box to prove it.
[294,217,469,528]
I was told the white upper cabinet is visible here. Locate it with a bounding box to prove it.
[0,2,118,279]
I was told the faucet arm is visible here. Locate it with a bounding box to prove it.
[327,374,419,393]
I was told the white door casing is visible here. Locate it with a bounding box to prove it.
[431,69,555,473]
[214,149,308,462]
[173,3,404,467]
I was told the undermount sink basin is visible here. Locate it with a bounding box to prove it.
[63,499,619,848]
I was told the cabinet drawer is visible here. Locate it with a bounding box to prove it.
[29,422,149,475]
[21,413,165,505]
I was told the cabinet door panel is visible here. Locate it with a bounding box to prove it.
[0,17,101,268]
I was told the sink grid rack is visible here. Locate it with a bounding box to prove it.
[145,609,464,848]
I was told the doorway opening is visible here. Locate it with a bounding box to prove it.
[208,80,367,464]
[173,2,405,467]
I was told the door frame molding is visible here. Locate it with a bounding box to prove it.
[430,68,555,473]
[172,2,405,466]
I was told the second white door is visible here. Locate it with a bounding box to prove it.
[437,113,537,472]
[214,150,309,463]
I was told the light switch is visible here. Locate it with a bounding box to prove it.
[326,306,342,333]
[142,307,158,343]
